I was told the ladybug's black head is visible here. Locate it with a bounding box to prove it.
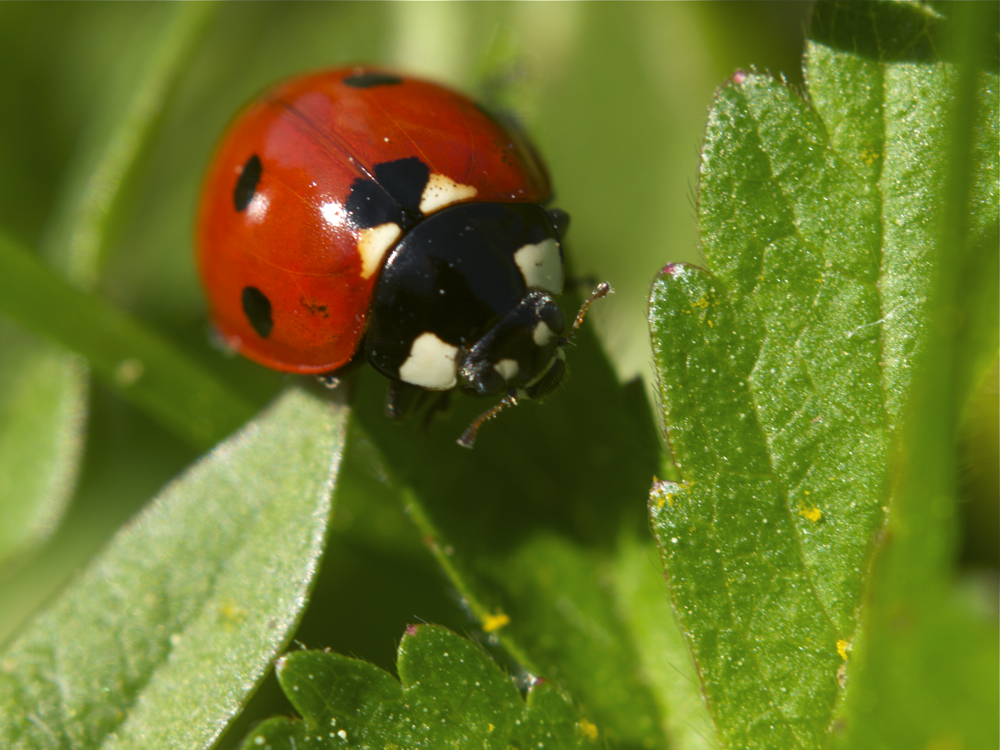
[457,282,611,448]
[458,292,566,397]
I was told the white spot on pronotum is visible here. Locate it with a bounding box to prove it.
[399,333,459,389]
[494,358,519,381]
[357,222,401,279]
[338,729,348,740]
[514,239,563,294]
[419,173,477,214]
[532,321,556,347]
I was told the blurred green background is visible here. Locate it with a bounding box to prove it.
[0,2,993,745]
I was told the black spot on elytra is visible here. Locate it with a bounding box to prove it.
[344,180,398,229]
[234,155,262,212]
[375,158,430,212]
[242,286,273,338]
[344,157,430,230]
[343,73,403,89]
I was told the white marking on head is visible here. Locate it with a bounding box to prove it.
[357,222,401,279]
[514,239,563,294]
[398,332,459,390]
[532,321,557,347]
[419,173,478,214]
[494,358,519,382]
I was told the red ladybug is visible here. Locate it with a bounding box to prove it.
[196,67,607,446]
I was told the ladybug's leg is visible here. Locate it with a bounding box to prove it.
[385,381,451,426]
[419,390,451,431]
[385,381,424,420]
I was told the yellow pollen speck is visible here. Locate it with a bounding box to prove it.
[579,719,598,741]
[217,602,247,629]
[692,295,710,309]
[799,505,822,523]
[837,639,851,660]
[707,319,714,327]
[861,148,881,166]
[482,611,510,633]
[488,723,495,733]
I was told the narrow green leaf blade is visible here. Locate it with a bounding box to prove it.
[828,2,1000,747]
[0,386,346,749]
[40,3,214,287]
[0,3,215,573]
[0,231,256,449]
[240,625,587,750]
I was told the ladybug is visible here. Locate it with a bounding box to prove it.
[196,67,607,446]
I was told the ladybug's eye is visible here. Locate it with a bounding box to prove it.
[234,155,262,212]
[539,303,566,337]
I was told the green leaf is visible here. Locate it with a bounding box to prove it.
[0,386,346,749]
[240,625,588,750]
[0,3,214,573]
[829,2,1000,748]
[647,1,997,747]
[648,268,844,749]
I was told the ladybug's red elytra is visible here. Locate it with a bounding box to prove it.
[196,67,607,447]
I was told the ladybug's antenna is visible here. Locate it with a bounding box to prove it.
[457,282,612,449]
[457,393,519,449]
[571,282,612,333]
